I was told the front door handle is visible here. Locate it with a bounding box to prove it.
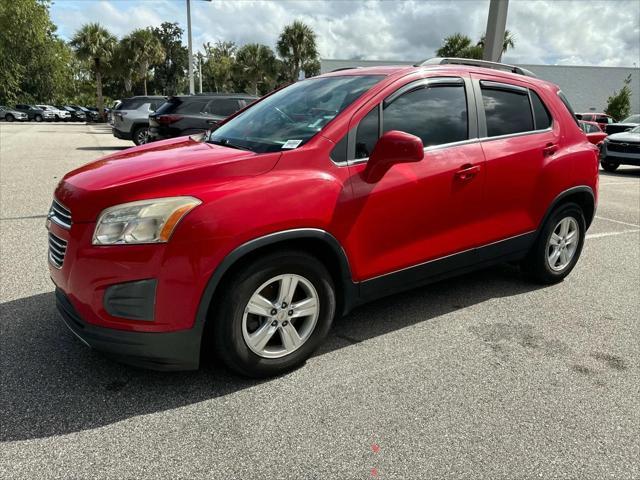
[455,164,480,181]
[543,143,558,156]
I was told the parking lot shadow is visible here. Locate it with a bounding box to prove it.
[0,265,542,442]
[599,167,640,177]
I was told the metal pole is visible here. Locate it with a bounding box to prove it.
[483,0,509,62]
[187,0,194,94]
[198,55,203,93]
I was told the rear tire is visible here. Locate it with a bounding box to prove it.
[212,250,336,378]
[132,126,148,145]
[522,203,585,284]
[5,114,14,122]
[601,161,619,172]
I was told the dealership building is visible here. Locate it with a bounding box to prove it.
[320,59,640,115]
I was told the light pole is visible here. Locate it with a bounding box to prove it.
[186,0,194,94]
[186,0,212,95]
[483,0,509,62]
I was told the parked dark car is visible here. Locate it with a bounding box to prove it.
[14,104,54,122]
[56,105,86,122]
[0,105,29,122]
[600,125,640,172]
[148,94,256,142]
[70,105,99,122]
[605,114,640,135]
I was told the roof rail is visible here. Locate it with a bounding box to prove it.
[415,57,537,78]
[330,67,362,72]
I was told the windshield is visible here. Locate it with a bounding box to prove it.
[622,114,640,123]
[630,126,640,133]
[208,75,384,153]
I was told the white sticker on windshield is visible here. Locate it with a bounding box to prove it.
[282,139,303,149]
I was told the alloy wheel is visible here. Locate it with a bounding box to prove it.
[547,217,579,271]
[242,274,320,359]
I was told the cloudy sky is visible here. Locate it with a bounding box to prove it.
[50,0,639,67]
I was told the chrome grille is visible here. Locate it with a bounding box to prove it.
[48,232,68,269]
[49,199,72,229]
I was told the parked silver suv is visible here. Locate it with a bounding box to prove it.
[112,96,166,145]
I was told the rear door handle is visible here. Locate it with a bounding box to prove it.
[455,164,481,181]
[543,143,558,156]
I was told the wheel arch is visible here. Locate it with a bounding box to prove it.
[539,186,595,232]
[195,229,358,335]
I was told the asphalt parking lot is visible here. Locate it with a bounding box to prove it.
[1,121,639,479]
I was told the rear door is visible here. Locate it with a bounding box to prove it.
[204,98,243,128]
[472,74,558,244]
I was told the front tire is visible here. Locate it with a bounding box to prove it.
[601,161,619,172]
[34,114,43,122]
[132,126,148,145]
[522,203,585,284]
[212,250,336,378]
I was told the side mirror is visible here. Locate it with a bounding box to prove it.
[362,130,424,183]
[624,127,632,132]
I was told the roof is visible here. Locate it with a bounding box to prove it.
[319,64,558,90]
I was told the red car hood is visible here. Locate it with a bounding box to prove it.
[55,136,280,222]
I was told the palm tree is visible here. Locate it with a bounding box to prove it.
[436,33,475,57]
[478,30,516,56]
[276,20,319,82]
[235,43,276,95]
[70,23,116,120]
[121,28,165,95]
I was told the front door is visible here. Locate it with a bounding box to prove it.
[343,77,487,285]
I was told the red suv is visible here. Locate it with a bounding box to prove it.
[49,58,599,377]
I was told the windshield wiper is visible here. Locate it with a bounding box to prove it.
[209,138,253,152]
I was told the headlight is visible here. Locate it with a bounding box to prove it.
[93,196,201,245]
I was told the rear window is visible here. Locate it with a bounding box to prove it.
[557,91,579,126]
[481,87,533,137]
[119,98,163,110]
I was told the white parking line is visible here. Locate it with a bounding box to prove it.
[594,216,640,228]
[586,229,640,240]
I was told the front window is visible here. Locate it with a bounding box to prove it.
[622,114,640,123]
[208,75,384,153]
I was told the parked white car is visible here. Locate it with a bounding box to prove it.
[36,105,70,121]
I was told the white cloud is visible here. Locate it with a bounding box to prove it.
[51,0,640,67]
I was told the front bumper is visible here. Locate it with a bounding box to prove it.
[56,288,201,370]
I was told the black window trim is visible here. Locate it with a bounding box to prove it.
[336,76,478,166]
[474,78,555,141]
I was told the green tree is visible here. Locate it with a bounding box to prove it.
[235,43,277,95]
[605,75,632,121]
[0,0,75,104]
[202,41,237,92]
[121,28,165,95]
[112,39,138,95]
[70,23,117,119]
[150,22,187,95]
[436,30,515,60]
[276,20,320,82]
